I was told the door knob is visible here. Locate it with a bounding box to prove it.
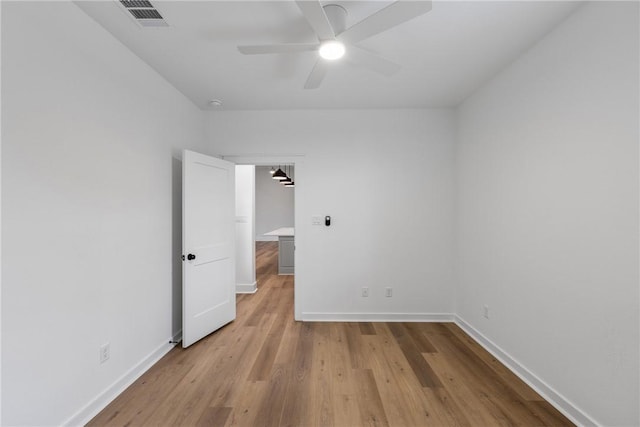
[187,253,196,260]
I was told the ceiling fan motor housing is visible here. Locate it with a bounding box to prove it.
[323,4,347,36]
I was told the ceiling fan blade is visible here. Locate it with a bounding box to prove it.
[347,46,402,76]
[304,59,329,89]
[338,0,432,45]
[295,0,336,40]
[238,43,319,55]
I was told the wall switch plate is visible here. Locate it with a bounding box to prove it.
[483,305,490,319]
[312,215,323,226]
[385,287,393,297]
[100,343,110,364]
[361,287,369,297]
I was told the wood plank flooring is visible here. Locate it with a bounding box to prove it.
[88,241,574,426]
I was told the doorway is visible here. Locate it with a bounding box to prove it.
[256,165,295,275]
[226,155,303,321]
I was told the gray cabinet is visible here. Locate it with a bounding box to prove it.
[278,236,294,275]
[264,228,294,275]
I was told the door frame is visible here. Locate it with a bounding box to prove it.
[223,155,304,321]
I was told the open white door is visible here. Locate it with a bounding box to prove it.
[182,150,235,348]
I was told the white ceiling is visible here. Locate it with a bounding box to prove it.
[76,1,581,110]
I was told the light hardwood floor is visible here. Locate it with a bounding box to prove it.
[88,241,574,426]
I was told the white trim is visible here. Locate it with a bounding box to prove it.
[301,312,455,322]
[236,282,258,294]
[256,236,278,242]
[222,154,304,166]
[62,338,179,427]
[222,154,304,321]
[454,315,599,427]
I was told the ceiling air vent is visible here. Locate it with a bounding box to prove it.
[119,0,168,28]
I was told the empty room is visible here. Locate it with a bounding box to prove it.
[1,1,638,426]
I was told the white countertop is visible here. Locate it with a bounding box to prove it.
[264,227,294,237]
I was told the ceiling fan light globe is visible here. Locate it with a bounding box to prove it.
[319,41,345,60]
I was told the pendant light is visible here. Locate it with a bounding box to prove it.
[269,166,275,175]
[284,165,295,187]
[272,165,287,180]
[281,165,292,185]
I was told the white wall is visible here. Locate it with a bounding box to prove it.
[456,2,639,426]
[235,165,256,292]
[1,2,206,425]
[255,165,295,241]
[207,109,456,320]
[0,3,3,422]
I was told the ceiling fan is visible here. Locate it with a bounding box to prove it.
[237,0,432,89]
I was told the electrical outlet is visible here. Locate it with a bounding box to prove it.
[483,305,490,319]
[99,343,110,364]
[385,287,393,297]
[361,287,369,297]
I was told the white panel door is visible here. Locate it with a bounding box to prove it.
[182,150,235,348]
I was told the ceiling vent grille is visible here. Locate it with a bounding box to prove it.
[119,0,168,27]
[121,0,153,8]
